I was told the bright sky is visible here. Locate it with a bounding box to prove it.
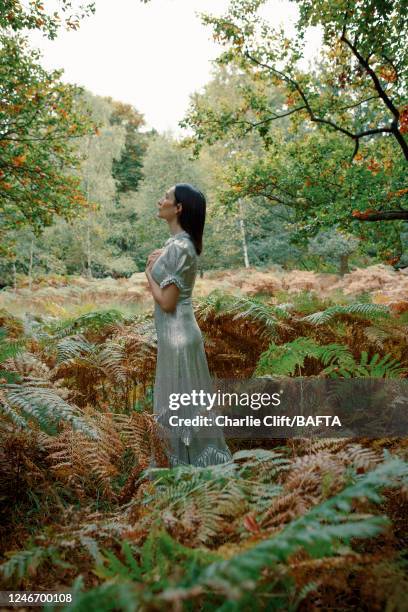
[27,0,323,136]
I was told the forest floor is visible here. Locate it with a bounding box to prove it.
[1,264,408,611]
[1,263,408,318]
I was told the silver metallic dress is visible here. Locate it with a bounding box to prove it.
[151,230,232,467]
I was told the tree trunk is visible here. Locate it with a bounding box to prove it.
[12,261,17,293]
[86,216,93,279]
[339,253,349,276]
[85,135,93,279]
[28,237,34,291]
[239,199,250,268]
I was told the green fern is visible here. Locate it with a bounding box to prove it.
[3,384,100,438]
[353,352,407,378]
[0,545,71,582]
[0,327,25,384]
[69,455,408,611]
[301,302,390,325]
[0,546,47,581]
[0,397,28,429]
[318,343,355,368]
[255,337,407,378]
[55,335,99,365]
[224,295,293,338]
[53,575,138,612]
[281,290,334,315]
[193,289,237,321]
[62,532,220,611]
[98,531,218,579]
[197,455,407,593]
[43,309,124,340]
[255,337,321,376]
[195,291,294,339]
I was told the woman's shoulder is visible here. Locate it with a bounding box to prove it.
[164,232,197,257]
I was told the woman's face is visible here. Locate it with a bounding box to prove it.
[157,186,181,220]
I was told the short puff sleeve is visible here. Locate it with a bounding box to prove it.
[159,240,191,291]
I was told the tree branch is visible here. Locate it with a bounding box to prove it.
[340,32,408,160]
[340,34,399,119]
[243,49,407,161]
[337,95,379,112]
[354,210,408,221]
[243,105,307,132]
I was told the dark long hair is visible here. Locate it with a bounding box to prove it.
[174,183,206,255]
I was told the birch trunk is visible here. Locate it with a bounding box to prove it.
[12,261,17,293]
[239,199,250,268]
[28,237,34,291]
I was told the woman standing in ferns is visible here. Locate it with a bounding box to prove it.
[145,183,232,467]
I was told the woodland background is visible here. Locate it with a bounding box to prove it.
[0,1,408,610]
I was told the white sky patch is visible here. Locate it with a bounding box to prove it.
[26,0,323,136]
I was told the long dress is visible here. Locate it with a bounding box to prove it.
[150,230,232,467]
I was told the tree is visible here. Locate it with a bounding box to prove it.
[308,227,360,275]
[178,0,408,260]
[0,0,97,260]
[198,0,408,166]
[30,92,140,279]
[0,34,98,259]
[109,100,153,195]
[180,62,295,268]
[214,127,406,261]
[0,0,95,40]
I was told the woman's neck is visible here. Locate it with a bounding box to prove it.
[167,219,184,236]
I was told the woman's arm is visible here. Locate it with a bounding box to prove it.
[145,269,180,313]
[145,250,180,313]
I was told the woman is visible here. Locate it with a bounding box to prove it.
[145,183,232,467]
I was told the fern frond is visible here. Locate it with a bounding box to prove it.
[2,350,51,382]
[338,443,382,472]
[350,352,408,378]
[0,545,55,581]
[301,303,389,325]
[224,295,293,339]
[363,325,390,350]
[0,389,28,429]
[193,290,237,322]
[113,412,166,467]
[41,408,125,499]
[4,384,100,438]
[291,581,319,610]
[99,341,128,385]
[0,327,26,364]
[55,335,99,365]
[255,337,321,376]
[198,456,408,592]
[0,327,26,384]
[64,580,138,611]
[137,456,286,545]
[79,535,104,565]
[233,448,292,482]
[255,336,407,379]
[43,309,124,339]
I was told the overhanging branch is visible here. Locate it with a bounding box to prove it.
[353,210,408,221]
[242,49,406,162]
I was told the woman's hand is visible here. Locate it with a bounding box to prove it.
[145,249,163,275]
